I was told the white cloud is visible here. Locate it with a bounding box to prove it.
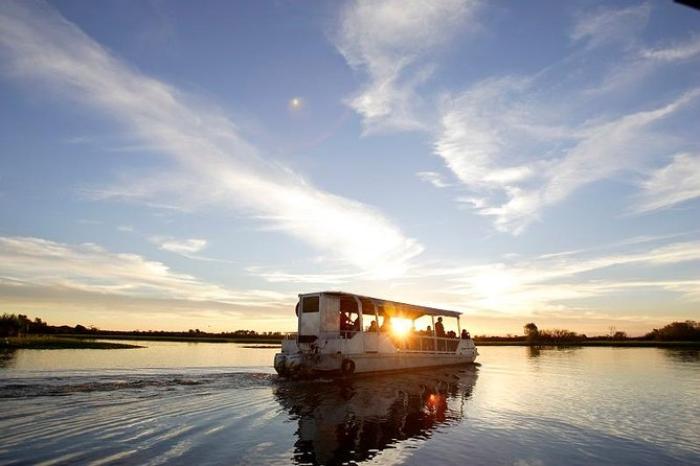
[634,153,700,213]
[416,171,450,188]
[148,236,229,262]
[246,266,359,285]
[433,65,699,233]
[0,1,422,278]
[434,77,545,192]
[570,3,650,49]
[419,3,700,234]
[151,237,207,254]
[430,238,700,314]
[586,34,700,97]
[0,236,288,307]
[334,0,478,133]
[641,35,700,62]
[535,90,699,205]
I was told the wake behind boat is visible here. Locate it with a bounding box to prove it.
[274,291,478,378]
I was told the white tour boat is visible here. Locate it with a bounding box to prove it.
[274,291,478,378]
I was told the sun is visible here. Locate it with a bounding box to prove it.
[289,97,302,110]
[390,318,413,337]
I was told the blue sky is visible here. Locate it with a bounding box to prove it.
[1,0,699,335]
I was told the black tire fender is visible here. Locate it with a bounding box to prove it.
[341,358,355,376]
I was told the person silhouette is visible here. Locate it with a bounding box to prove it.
[435,317,445,337]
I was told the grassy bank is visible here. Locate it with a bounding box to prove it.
[1,336,144,350]
[475,340,700,348]
[54,333,282,345]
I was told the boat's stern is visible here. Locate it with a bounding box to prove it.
[456,338,478,362]
[274,350,342,378]
[274,352,303,377]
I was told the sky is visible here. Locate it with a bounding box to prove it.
[0,0,699,336]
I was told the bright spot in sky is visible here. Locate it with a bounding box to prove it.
[289,97,302,109]
[390,317,413,337]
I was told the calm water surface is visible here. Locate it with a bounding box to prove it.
[0,342,698,465]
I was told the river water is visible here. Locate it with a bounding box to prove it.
[0,342,698,465]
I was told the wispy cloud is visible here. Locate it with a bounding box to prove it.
[570,3,650,49]
[148,235,229,262]
[151,237,207,255]
[0,1,422,278]
[334,0,478,133]
[0,236,287,307]
[246,266,360,285]
[427,238,700,315]
[416,171,450,188]
[634,153,700,213]
[429,2,700,234]
[641,35,700,62]
[436,78,699,233]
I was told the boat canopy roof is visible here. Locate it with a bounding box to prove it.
[299,291,462,320]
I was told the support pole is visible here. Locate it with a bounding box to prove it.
[354,296,364,353]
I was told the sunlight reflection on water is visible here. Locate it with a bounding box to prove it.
[0,344,698,465]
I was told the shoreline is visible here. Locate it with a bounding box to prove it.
[474,340,700,348]
[4,335,698,349]
[53,333,283,344]
[1,336,143,350]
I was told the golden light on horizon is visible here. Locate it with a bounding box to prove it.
[390,317,413,337]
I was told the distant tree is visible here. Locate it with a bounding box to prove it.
[645,321,700,341]
[524,323,539,344]
[1,313,50,336]
[612,331,627,340]
[0,313,21,337]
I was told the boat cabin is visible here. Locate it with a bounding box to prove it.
[293,291,467,354]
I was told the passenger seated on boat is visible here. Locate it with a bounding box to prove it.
[447,330,456,338]
[424,325,435,350]
[368,320,379,332]
[461,329,470,339]
[352,315,361,332]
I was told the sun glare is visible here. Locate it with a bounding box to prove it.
[390,317,413,337]
[289,97,302,110]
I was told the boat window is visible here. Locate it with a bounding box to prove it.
[302,296,319,313]
[339,296,357,314]
[414,315,433,333]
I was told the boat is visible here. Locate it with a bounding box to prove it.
[274,291,478,378]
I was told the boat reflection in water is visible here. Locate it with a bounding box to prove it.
[273,366,478,465]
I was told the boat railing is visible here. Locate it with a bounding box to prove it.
[339,329,363,339]
[286,330,465,353]
[395,334,461,353]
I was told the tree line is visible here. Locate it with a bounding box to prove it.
[3,312,699,342]
[0,313,284,340]
[475,321,700,344]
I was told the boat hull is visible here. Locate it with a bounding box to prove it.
[274,348,478,378]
